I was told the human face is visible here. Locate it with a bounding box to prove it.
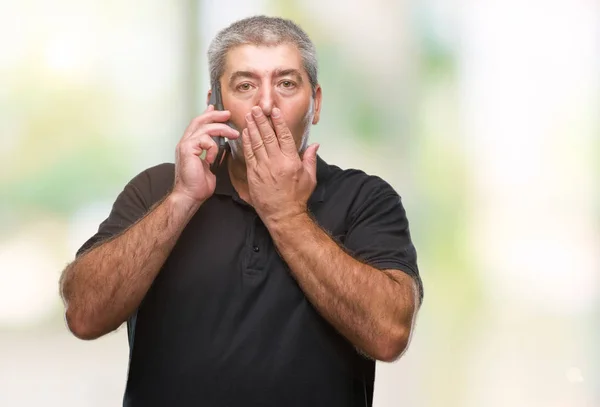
[208,43,322,161]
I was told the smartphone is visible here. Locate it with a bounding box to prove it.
[208,81,230,171]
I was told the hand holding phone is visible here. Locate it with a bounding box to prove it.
[172,98,238,204]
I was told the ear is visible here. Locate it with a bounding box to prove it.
[312,85,322,125]
[206,89,212,106]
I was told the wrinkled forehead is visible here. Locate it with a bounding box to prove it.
[222,43,306,79]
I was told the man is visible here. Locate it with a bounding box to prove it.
[59,15,423,407]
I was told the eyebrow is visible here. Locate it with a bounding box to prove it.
[274,68,303,82]
[228,68,304,87]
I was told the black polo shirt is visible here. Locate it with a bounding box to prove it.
[77,155,422,407]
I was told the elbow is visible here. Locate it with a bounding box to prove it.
[65,308,105,341]
[61,266,111,341]
[373,324,412,363]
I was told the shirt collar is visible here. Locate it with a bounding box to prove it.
[310,155,329,204]
[213,148,237,197]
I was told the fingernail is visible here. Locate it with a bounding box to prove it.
[245,113,253,122]
[251,106,261,117]
[272,107,280,118]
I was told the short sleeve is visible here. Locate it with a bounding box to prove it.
[343,182,423,302]
[75,171,152,257]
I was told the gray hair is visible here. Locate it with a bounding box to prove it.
[207,16,318,95]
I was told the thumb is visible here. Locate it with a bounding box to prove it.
[302,143,320,177]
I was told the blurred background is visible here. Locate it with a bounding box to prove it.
[1,0,598,406]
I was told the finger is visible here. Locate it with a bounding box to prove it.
[302,143,320,180]
[201,154,212,174]
[184,122,239,143]
[180,133,218,164]
[183,109,232,137]
[250,106,281,157]
[271,107,297,156]
[245,112,269,162]
[186,124,238,164]
[241,127,257,167]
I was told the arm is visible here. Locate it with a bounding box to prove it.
[59,105,240,340]
[266,213,419,362]
[59,192,201,340]
[240,105,421,361]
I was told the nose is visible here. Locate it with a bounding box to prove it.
[257,85,275,116]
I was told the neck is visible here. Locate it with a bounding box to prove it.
[227,155,251,202]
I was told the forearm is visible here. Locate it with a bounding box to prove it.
[60,192,201,339]
[266,212,417,361]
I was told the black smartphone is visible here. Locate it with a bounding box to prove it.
[208,81,230,171]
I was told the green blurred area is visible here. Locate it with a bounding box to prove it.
[0,66,131,233]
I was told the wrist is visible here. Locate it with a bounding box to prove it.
[264,207,311,234]
[166,191,204,218]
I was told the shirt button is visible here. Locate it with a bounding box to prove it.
[253,245,260,253]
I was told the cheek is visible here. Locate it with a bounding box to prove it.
[225,100,252,131]
[229,107,252,131]
[282,100,312,128]
[228,114,245,132]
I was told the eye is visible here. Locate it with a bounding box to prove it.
[280,80,296,89]
[237,83,253,91]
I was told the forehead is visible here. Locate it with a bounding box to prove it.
[223,43,304,76]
